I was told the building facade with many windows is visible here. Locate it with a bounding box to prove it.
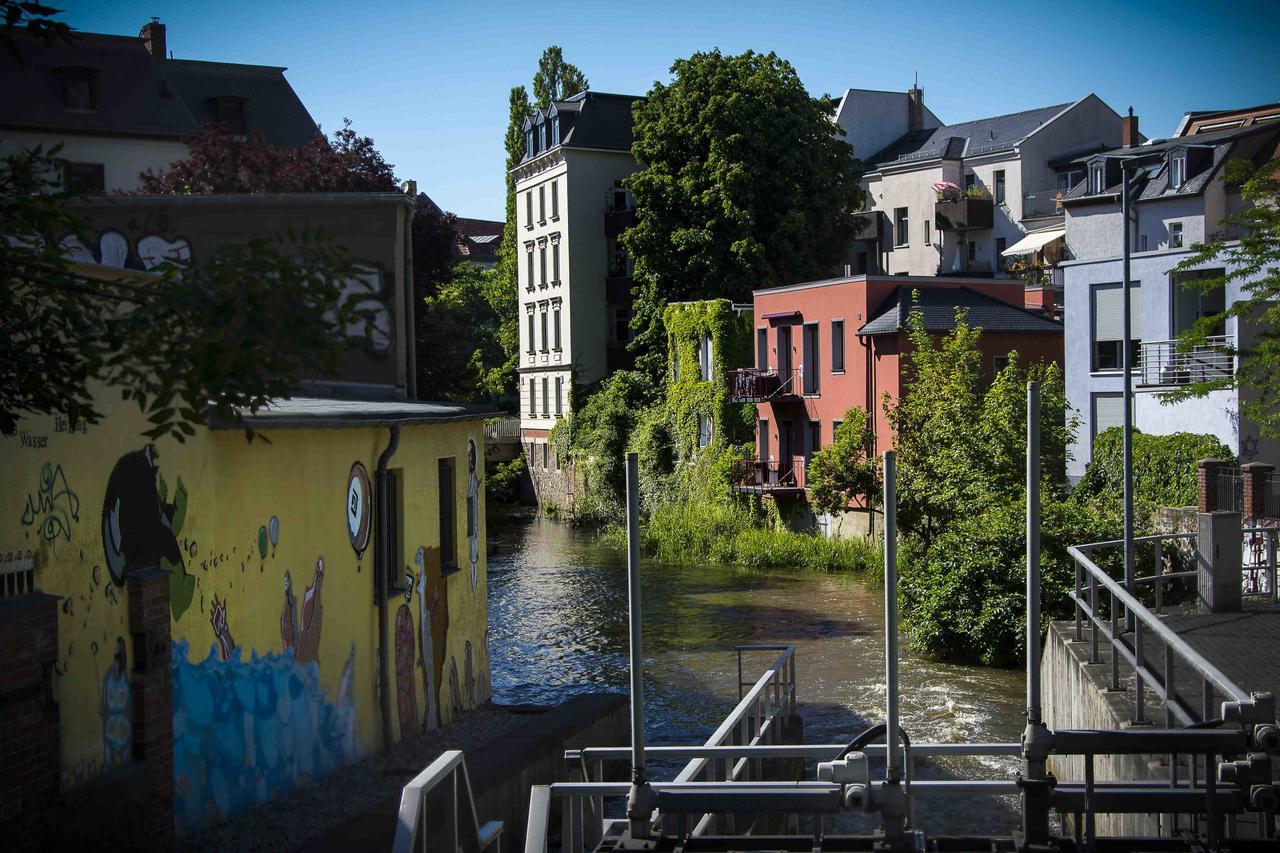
[1060,111,1280,480]
[510,91,642,501]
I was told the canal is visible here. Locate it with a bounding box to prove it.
[488,516,1026,834]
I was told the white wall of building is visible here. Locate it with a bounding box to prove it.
[0,130,189,192]
[833,88,941,162]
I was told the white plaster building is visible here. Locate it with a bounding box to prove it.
[856,92,1129,288]
[0,20,318,192]
[510,91,642,488]
[1060,109,1280,480]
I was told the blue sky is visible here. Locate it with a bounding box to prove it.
[62,0,1280,220]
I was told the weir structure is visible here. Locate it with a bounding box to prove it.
[395,386,1280,852]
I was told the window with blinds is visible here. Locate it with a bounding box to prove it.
[1091,282,1143,371]
[1092,393,1128,440]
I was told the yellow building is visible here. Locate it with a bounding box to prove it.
[0,194,492,843]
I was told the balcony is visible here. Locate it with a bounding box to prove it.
[1022,187,1070,220]
[605,206,635,239]
[935,197,993,231]
[729,457,807,496]
[1137,336,1234,389]
[726,368,802,403]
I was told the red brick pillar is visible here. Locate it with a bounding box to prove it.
[0,593,61,852]
[127,568,173,850]
[1242,462,1275,523]
[1198,458,1231,513]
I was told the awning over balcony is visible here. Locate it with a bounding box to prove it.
[761,310,801,322]
[1001,226,1066,257]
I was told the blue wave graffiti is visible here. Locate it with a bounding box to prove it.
[172,639,358,835]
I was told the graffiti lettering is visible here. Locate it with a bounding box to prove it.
[19,430,49,449]
[54,415,89,434]
[20,462,80,541]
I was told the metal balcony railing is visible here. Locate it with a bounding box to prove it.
[726,368,802,403]
[1137,336,1234,388]
[483,416,521,441]
[1022,187,1071,219]
[729,457,806,494]
[392,749,502,853]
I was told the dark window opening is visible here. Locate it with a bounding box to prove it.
[379,468,404,595]
[831,320,845,372]
[60,68,96,111]
[438,458,457,574]
[212,96,247,134]
[802,322,820,394]
[62,161,104,194]
[994,169,1006,204]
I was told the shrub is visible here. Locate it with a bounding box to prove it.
[486,455,526,504]
[1073,428,1233,513]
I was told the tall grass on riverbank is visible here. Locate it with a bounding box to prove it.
[608,501,881,575]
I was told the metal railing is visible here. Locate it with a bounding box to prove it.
[393,750,502,853]
[1022,186,1071,219]
[1138,336,1234,388]
[726,367,802,402]
[1068,533,1254,728]
[1220,468,1244,513]
[729,457,806,493]
[484,416,522,441]
[1264,473,1280,520]
[1243,525,1279,599]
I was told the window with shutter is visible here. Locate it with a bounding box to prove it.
[1091,282,1142,371]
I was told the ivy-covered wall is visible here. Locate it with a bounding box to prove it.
[661,300,754,493]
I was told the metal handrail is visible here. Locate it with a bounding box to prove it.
[1069,537,1250,731]
[393,749,502,853]
[1137,335,1234,388]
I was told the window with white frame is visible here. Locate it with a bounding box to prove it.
[541,377,549,417]
[525,245,534,290]
[539,306,549,352]
[1089,162,1105,195]
[555,377,563,416]
[1170,152,1186,189]
[698,333,714,381]
[551,181,559,219]
[538,185,546,223]
[525,192,533,228]
[526,311,535,354]
[1091,282,1142,371]
[894,207,909,246]
[551,239,561,282]
[698,413,713,449]
[539,242,547,285]
[553,302,562,350]
[1169,221,1183,249]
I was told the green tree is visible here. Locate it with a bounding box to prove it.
[492,85,532,399]
[1,147,365,440]
[1073,428,1233,516]
[416,262,507,401]
[624,49,864,378]
[1166,157,1280,435]
[806,408,880,516]
[532,45,588,109]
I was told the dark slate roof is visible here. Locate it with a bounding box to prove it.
[158,59,318,147]
[1062,122,1280,205]
[518,91,640,165]
[868,101,1073,170]
[0,28,317,145]
[857,286,1063,336]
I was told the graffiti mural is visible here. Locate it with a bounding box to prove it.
[101,637,132,768]
[209,595,236,661]
[448,656,463,718]
[295,557,325,665]
[280,572,297,652]
[415,546,448,731]
[60,229,191,271]
[20,461,80,542]
[464,640,476,708]
[394,604,419,737]
[172,638,358,834]
[467,439,480,595]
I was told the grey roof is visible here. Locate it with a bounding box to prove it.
[868,101,1073,170]
[0,28,317,146]
[214,397,495,429]
[857,286,1063,336]
[1062,122,1280,205]
[518,91,641,165]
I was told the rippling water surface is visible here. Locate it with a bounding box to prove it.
[487,517,1027,834]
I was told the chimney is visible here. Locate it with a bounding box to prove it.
[907,84,924,132]
[1122,106,1139,149]
[140,18,166,59]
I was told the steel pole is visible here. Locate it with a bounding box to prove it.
[623,452,652,838]
[883,450,900,783]
[1122,162,1136,629]
[1027,381,1042,723]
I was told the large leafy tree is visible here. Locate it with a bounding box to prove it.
[806,408,880,516]
[416,262,508,401]
[624,49,864,378]
[533,45,588,108]
[1166,157,1280,435]
[1,146,364,440]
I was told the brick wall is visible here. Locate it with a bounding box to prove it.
[1243,462,1275,522]
[0,593,61,852]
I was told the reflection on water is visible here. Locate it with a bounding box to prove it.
[488,517,1027,834]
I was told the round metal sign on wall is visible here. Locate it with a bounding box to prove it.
[347,461,372,557]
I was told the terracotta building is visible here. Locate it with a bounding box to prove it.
[730,275,1063,535]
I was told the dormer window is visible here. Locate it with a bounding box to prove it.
[1170,152,1186,190]
[58,67,96,111]
[551,116,560,146]
[539,120,547,151]
[212,96,247,134]
[526,128,534,157]
[1089,162,1105,195]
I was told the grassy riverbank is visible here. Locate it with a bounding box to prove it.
[607,501,881,575]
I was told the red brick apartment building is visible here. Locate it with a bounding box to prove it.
[729,275,1062,530]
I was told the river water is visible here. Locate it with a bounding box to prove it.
[487,517,1027,835]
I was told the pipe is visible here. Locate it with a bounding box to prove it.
[623,452,653,838]
[883,450,900,782]
[403,199,418,400]
[1027,381,1042,722]
[375,423,401,756]
[1121,162,1135,628]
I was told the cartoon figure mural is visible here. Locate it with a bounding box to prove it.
[294,557,325,665]
[101,637,132,768]
[209,595,236,661]
[467,439,480,596]
[464,640,476,708]
[414,548,438,731]
[448,656,463,718]
[415,545,449,731]
[280,571,297,652]
[394,604,419,737]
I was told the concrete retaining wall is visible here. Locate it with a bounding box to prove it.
[1041,620,1166,837]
